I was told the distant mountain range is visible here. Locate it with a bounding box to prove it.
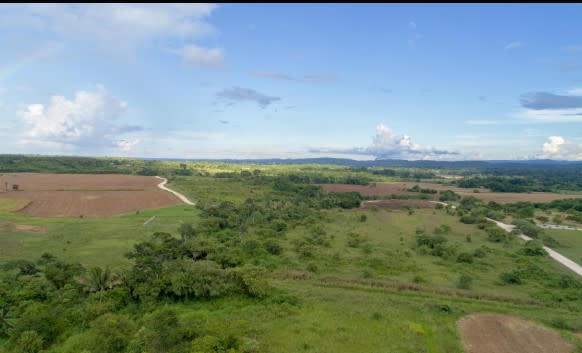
[145,157,582,169]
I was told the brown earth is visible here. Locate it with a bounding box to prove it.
[0,173,184,217]
[321,182,582,204]
[360,199,434,210]
[457,313,573,353]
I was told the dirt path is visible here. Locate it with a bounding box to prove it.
[155,176,195,206]
[486,217,582,277]
[458,313,572,353]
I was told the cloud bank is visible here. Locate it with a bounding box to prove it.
[311,124,460,160]
[538,136,582,160]
[18,85,140,152]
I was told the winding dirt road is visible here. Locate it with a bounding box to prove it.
[155,176,195,206]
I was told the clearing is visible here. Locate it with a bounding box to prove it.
[0,173,185,217]
[457,313,572,353]
[322,182,582,203]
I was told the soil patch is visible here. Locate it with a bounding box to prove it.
[0,173,184,217]
[457,313,573,353]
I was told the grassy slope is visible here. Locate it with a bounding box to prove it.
[546,229,582,263]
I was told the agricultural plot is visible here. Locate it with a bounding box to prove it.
[322,181,582,203]
[0,173,184,217]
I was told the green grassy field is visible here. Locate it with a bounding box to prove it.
[0,199,199,268]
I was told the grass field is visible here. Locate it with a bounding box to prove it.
[0,199,199,268]
[546,229,582,263]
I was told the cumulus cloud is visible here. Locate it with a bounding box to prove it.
[251,71,337,83]
[538,136,582,160]
[504,41,524,50]
[171,44,223,68]
[310,124,460,160]
[217,86,280,108]
[18,85,140,152]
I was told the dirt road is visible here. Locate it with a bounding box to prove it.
[155,176,195,205]
[486,217,582,277]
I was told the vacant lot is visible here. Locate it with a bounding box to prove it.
[322,182,582,203]
[0,173,183,217]
[457,313,572,353]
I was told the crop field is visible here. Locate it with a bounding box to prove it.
[0,173,183,217]
[322,181,582,203]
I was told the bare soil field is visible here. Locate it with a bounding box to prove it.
[0,173,183,217]
[321,182,582,204]
[457,313,572,353]
[360,199,434,210]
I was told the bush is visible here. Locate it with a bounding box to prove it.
[306,263,318,273]
[263,239,282,255]
[347,232,366,248]
[359,214,367,222]
[473,247,487,258]
[86,314,136,353]
[456,274,473,290]
[500,270,522,285]
[456,252,474,264]
[520,240,546,256]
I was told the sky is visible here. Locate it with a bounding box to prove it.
[1,4,582,160]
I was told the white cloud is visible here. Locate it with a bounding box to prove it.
[114,139,140,152]
[171,44,223,68]
[310,124,460,160]
[27,4,216,43]
[538,136,582,160]
[566,87,582,96]
[504,41,524,50]
[408,21,417,29]
[18,85,140,152]
[515,108,582,123]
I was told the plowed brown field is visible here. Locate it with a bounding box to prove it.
[458,313,572,353]
[0,173,184,217]
[321,182,582,203]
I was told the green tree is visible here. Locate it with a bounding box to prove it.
[86,314,136,353]
[13,330,43,353]
[77,266,117,302]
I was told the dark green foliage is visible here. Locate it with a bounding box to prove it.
[456,275,473,290]
[456,252,474,264]
[439,190,460,202]
[499,270,523,285]
[520,240,546,256]
[263,239,283,255]
[86,313,136,353]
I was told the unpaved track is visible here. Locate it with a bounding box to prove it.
[155,176,195,205]
[486,217,582,277]
[458,313,572,353]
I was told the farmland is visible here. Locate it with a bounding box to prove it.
[322,181,582,203]
[0,173,183,217]
[0,157,581,353]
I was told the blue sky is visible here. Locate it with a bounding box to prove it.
[1,4,582,160]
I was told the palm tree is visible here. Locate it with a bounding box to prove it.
[0,304,14,337]
[78,266,119,302]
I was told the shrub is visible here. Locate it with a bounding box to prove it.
[306,263,318,273]
[359,214,367,222]
[500,270,522,285]
[347,232,366,248]
[263,239,282,255]
[520,240,546,256]
[456,252,474,264]
[456,274,473,290]
[473,247,487,258]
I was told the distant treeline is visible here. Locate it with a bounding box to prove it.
[456,173,582,192]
